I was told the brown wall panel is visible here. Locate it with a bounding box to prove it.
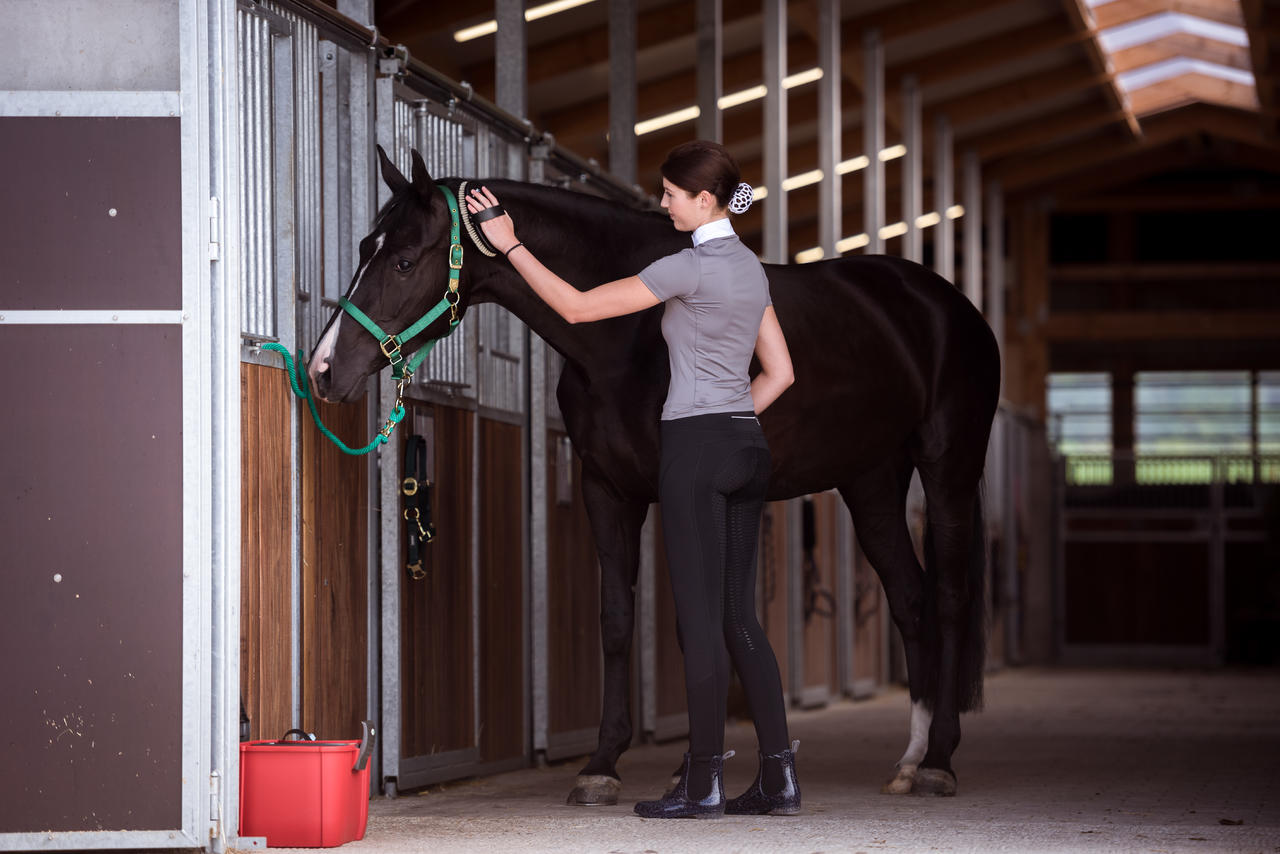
[1065,542,1211,645]
[479,418,525,763]
[0,117,181,310]
[240,363,294,741]
[852,536,885,685]
[546,433,602,735]
[401,404,474,757]
[0,325,182,832]
[300,396,368,739]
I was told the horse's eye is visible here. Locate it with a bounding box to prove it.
[396,258,414,273]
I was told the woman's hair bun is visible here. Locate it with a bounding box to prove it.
[728,181,754,214]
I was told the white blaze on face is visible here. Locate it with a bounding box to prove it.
[309,233,386,387]
[897,699,932,770]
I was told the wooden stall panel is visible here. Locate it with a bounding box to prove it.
[0,325,183,832]
[300,396,368,739]
[852,536,885,692]
[401,404,475,757]
[240,363,293,741]
[801,494,840,703]
[547,432,602,739]
[1065,542,1210,645]
[479,418,525,764]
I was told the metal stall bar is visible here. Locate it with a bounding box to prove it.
[763,0,787,264]
[817,0,840,260]
[863,28,885,255]
[935,116,954,283]
[963,150,982,311]
[902,75,923,265]
[695,0,722,143]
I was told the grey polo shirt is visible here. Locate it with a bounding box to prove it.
[638,219,771,421]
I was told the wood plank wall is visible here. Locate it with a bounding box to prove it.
[300,395,368,739]
[802,494,840,699]
[479,417,525,763]
[401,404,474,758]
[546,432,602,736]
[240,363,294,741]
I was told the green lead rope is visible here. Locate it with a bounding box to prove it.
[262,183,467,457]
[262,343,402,456]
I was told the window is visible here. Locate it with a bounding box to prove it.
[1048,373,1112,484]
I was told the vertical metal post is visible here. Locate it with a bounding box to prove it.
[336,0,372,24]
[696,0,722,142]
[863,28,885,254]
[935,115,954,282]
[763,0,787,263]
[639,512,657,738]
[963,150,983,311]
[903,75,923,264]
[835,495,856,697]
[818,0,840,259]
[786,500,804,705]
[528,143,550,759]
[495,0,527,119]
[608,0,637,184]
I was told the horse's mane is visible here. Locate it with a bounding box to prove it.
[447,178,692,287]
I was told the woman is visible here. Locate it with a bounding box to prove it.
[466,140,800,819]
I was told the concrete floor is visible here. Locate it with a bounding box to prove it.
[239,668,1280,853]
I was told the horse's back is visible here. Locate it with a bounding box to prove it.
[759,254,999,496]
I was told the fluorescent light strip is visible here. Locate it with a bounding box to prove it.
[454,0,597,42]
[879,144,907,161]
[796,210,955,261]
[838,155,870,174]
[878,221,909,240]
[781,169,824,191]
[638,68,824,136]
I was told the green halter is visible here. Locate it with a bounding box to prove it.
[264,183,466,456]
[339,183,464,382]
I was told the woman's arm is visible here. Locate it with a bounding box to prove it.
[467,186,660,324]
[751,306,795,414]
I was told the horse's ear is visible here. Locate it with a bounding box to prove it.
[376,144,410,194]
[410,149,433,194]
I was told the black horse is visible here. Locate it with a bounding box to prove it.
[309,149,1000,802]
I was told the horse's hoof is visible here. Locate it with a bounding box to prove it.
[912,767,957,797]
[567,774,622,806]
[880,764,916,795]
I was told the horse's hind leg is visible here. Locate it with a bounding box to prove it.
[566,472,649,806]
[839,454,933,795]
[911,450,987,797]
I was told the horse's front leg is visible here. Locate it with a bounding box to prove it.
[566,473,649,806]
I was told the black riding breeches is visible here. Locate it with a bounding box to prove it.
[659,411,789,760]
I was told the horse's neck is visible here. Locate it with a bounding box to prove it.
[467,185,681,374]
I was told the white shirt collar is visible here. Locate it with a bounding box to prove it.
[692,217,735,247]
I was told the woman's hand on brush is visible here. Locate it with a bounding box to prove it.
[465,186,518,254]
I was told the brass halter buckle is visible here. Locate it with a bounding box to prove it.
[402,477,419,496]
[448,243,464,270]
[380,336,401,360]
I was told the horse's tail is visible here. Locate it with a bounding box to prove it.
[920,487,987,714]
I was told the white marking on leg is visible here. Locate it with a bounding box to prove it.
[309,233,385,383]
[897,699,931,769]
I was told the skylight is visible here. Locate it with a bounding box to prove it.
[1084,0,1259,116]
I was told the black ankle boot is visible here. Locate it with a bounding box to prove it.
[634,751,733,819]
[725,740,801,816]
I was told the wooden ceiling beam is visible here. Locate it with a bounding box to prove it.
[1042,311,1280,340]
[1129,74,1261,115]
[1240,0,1280,136]
[1092,0,1245,29]
[993,104,1274,192]
[928,62,1111,129]
[967,103,1129,161]
[1062,0,1142,138]
[1109,32,1253,73]
[887,18,1087,89]
[840,0,1029,43]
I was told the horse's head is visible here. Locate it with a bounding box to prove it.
[308,146,465,402]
